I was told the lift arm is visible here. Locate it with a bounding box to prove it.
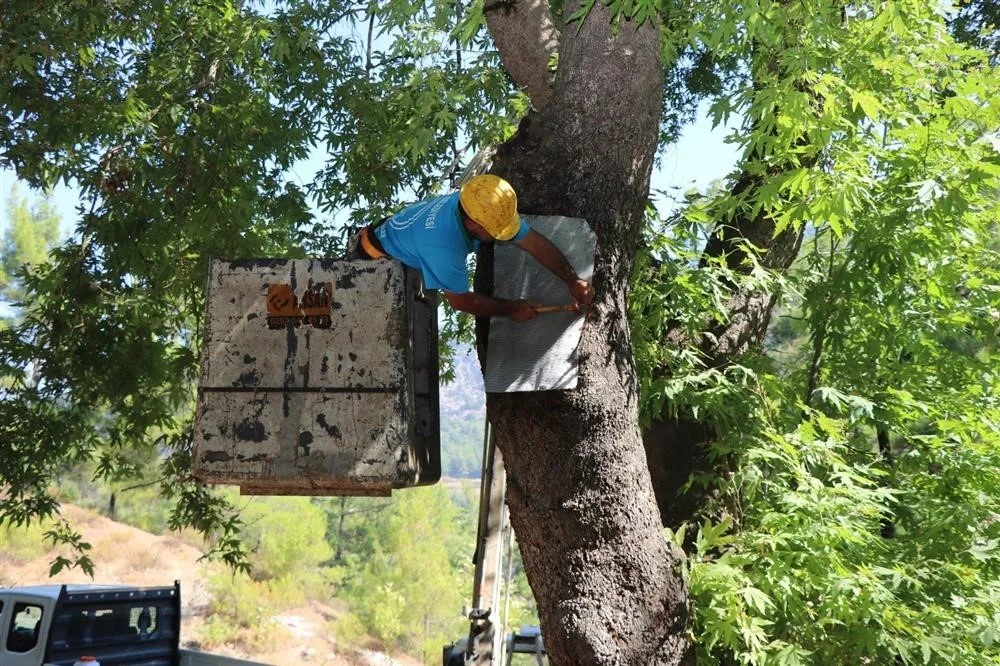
[466,420,507,665]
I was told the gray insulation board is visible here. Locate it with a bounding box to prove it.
[485,216,595,393]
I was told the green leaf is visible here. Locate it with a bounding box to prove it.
[850,90,883,121]
[970,539,1000,562]
[741,586,775,614]
[49,555,71,577]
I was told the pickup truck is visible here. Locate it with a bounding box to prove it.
[0,581,266,666]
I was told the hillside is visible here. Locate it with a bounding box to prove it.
[439,346,488,478]
[0,504,422,666]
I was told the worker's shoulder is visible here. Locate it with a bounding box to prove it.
[394,191,459,217]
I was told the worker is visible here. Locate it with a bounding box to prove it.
[346,174,592,321]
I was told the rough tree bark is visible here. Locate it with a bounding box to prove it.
[478,2,691,664]
[483,0,557,110]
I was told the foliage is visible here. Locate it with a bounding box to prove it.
[3,0,1000,660]
[0,518,54,565]
[0,184,61,306]
[0,513,98,580]
[441,415,485,478]
[202,571,285,652]
[949,0,1000,61]
[630,0,1000,662]
[161,481,497,659]
[0,0,709,575]
[0,0,520,571]
[670,388,1000,664]
[336,484,469,658]
[200,495,346,652]
[318,481,528,659]
[440,345,487,478]
[239,495,334,581]
[202,494,333,632]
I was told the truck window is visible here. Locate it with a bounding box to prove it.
[51,602,164,650]
[6,602,43,653]
[132,605,158,637]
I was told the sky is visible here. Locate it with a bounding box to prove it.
[653,107,742,212]
[0,104,742,243]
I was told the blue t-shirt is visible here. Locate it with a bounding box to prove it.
[374,191,529,293]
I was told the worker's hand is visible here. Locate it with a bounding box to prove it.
[567,277,592,312]
[510,300,539,322]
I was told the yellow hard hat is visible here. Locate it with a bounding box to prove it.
[459,175,521,241]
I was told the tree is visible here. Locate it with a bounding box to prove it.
[626,3,1000,661]
[474,3,692,662]
[949,0,1000,62]
[0,185,60,307]
[240,496,333,581]
[2,1,1000,665]
[339,485,468,657]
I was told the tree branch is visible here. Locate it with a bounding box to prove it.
[484,0,558,110]
[804,234,839,406]
[643,6,839,527]
[119,477,164,494]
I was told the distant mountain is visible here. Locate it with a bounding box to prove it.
[439,346,486,479]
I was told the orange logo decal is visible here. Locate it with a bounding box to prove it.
[266,281,333,329]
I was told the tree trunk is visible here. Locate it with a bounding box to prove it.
[477,5,691,663]
[335,496,346,563]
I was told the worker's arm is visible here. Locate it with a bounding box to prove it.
[444,291,539,321]
[513,229,593,309]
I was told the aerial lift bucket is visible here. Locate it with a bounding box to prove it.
[191,258,440,496]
